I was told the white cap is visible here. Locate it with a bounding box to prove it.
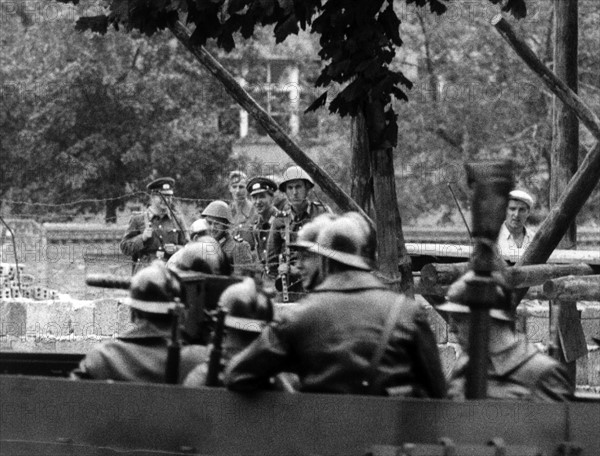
[190,218,209,236]
[509,190,534,209]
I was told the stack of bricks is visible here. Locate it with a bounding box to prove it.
[0,263,60,301]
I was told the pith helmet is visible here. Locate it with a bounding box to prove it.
[438,270,512,321]
[308,212,375,271]
[279,166,314,192]
[201,200,232,224]
[125,261,181,314]
[289,213,337,250]
[219,278,273,333]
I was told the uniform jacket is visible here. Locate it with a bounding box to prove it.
[120,208,187,270]
[230,200,257,248]
[219,232,255,276]
[447,334,573,401]
[251,206,278,270]
[266,201,328,278]
[70,320,208,383]
[225,270,447,397]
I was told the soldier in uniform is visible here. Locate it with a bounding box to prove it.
[71,262,207,383]
[439,271,573,401]
[266,166,329,293]
[287,213,337,291]
[228,171,256,248]
[201,200,254,276]
[225,212,447,397]
[245,176,278,275]
[120,177,187,274]
[183,278,273,387]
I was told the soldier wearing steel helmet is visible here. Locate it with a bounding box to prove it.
[225,212,446,397]
[201,200,254,276]
[183,278,274,387]
[120,177,188,274]
[438,271,573,401]
[266,166,330,290]
[71,262,207,383]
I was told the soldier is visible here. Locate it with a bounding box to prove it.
[246,176,278,274]
[287,213,337,291]
[266,166,329,293]
[201,200,254,276]
[120,177,187,274]
[497,189,537,262]
[439,271,573,401]
[71,262,207,383]
[225,212,447,397]
[228,171,256,247]
[183,278,273,387]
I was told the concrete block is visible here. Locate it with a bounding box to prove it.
[93,299,120,336]
[116,302,133,335]
[576,345,600,387]
[581,305,600,345]
[24,300,93,338]
[0,301,26,336]
[55,336,109,353]
[522,303,549,344]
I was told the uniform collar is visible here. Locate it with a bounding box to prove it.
[147,206,171,219]
[117,320,170,340]
[488,333,538,376]
[314,270,389,292]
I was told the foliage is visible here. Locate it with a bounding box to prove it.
[1,10,238,222]
[58,0,527,151]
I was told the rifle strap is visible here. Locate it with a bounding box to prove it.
[365,295,405,395]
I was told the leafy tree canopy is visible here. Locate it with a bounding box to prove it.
[58,0,527,149]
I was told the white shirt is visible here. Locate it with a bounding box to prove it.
[496,222,536,263]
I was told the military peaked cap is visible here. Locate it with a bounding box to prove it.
[147,177,175,195]
[246,176,277,196]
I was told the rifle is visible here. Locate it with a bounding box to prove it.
[279,213,292,303]
[205,308,227,387]
[165,302,184,384]
[158,193,190,244]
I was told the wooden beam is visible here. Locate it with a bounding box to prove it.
[168,21,370,220]
[421,262,593,288]
[492,15,600,142]
[543,275,600,301]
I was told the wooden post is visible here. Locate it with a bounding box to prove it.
[543,275,600,301]
[168,21,370,220]
[549,0,583,383]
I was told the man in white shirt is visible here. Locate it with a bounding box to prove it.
[497,190,536,263]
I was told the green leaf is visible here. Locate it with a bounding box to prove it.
[75,16,109,34]
[274,14,299,42]
[305,91,328,113]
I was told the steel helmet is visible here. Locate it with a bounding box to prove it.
[190,218,209,238]
[167,238,230,276]
[308,212,375,271]
[125,261,181,314]
[438,270,513,321]
[279,165,315,192]
[201,200,232,224]
[289,213,337,250]
[219,278,273,333]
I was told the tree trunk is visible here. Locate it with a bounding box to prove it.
[551,0,579,249]
[105,199,119,224]
[364,101,413,295]
[350,110,373,212]
[549,0,583,380]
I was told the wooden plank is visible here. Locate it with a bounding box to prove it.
[543,275,600,301]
